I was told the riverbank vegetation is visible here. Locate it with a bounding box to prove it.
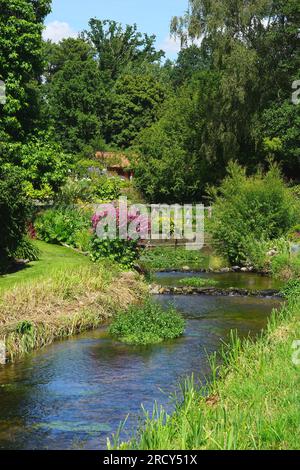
[139,247,225,272]
[208,162,300,274]
[111,281,300,450]
[0,242,146,362]
[109,300,185,345]
[179,278,218,288]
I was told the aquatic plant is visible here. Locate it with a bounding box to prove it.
[109,300,185,345]
[179,277,218,288]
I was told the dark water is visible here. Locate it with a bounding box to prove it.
[0,276,281,449]
[154,271,283,290]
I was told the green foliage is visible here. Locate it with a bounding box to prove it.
[19,135,72,200]
[55,177,94,206]
[134,71,224,203]
[255,100,300,177]
[90,238,139,269]
[91,176,121,202]
[139,247,205,271]
[35,207,91,248]
[179,277,218,288]
[0,0,51,143]
[15,320,34,336]
[288,225,300,243]
[12,236,40,262]
[243,237,290,272]
[106,71,167,148]
[84,19,164,80]
[43,38,106,153]
[0,165,31,270]
[271,252,300,281]
[133,0,299,203]
[109,300,185,345]
[280,279,300,300]
[208,162,299,265]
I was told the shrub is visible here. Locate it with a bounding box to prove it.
[280,278,300,300]
[35,207,91,248]
[12,237,40,261]
[243,237,290,272]
[55,177,94,206]
[0,165,31,271]
[19,135,72,201]
[90,206,149,268]
[109,300,185,345]
[91,176,121,202]
[271,252,300,280]
[91,238,139,269]
[208,162,299,265]
[288,224,300,243]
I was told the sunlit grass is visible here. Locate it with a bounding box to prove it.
[110,290,300,450]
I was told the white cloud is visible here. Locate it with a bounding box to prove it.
[160,35,181,55]
[43,21,77,43]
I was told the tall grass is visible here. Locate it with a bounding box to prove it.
[0,264,146,362]
[109,288,300,450]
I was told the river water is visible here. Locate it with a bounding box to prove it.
[0,273,282,449]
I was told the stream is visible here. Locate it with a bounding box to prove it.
[0,272,282,450]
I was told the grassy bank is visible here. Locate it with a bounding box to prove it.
[0,241,91,293]
[0,242,146,362]
[111,286,300,450]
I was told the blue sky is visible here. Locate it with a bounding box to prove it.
[44,0,188,59]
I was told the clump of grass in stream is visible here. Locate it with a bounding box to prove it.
[109,300,185,345]
[0,264,147,362]
[109,285,300,450]
[179,277,219,288]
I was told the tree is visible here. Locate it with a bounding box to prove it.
[172,44,210,87]
[84,19,165,80]
[106,69,167,148]
[254,100,300,178]
[134,71,224,203]
[44,38,106,153]
[0,0,51,145]
[0,164,31,270]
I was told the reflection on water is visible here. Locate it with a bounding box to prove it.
[0,290,281,450]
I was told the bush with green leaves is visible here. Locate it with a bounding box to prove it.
[208,162,299,265]
[91,176,121,202]
[12,236,40,261]
[90,238,139,269]
[109,300,185,345]
[0,165,31,271]
[35,207,92,249]
[243,237,290,272]
[280,279,300,300]
[19,135,72,201]
[55,177,94,206]
[271,252,300,280]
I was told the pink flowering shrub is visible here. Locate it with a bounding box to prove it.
[90,205,150,268]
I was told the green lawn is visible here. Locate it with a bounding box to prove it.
[0,241,90,293]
